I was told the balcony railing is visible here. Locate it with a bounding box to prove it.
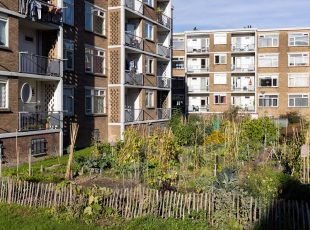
[188,85,209,92]
[124,0,143,14]
[231,65,255,72]
[234,106,255,112]
[231,44,255,52]
[125,109,144,122]
[19,111,61,131]
[231,86,255,92]
[187,65,210,73]
[189,106,209,112]
[125,33,144,50]
[19,53,61,77]
[157,44,171,58]
[157,13,171,29]
[157,108,171,120]
[19,0,62,25]
[125,71,144,85]
[187,46,209,54]
[157,77,171,88]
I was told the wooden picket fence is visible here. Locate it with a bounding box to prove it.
[0,177,309,229]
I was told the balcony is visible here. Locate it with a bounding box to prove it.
[125,33,144,50]
[157,44,171,58]
[157,77,171,88]
[187,46,209,54]
[19,53,61,77]
[188,85,209,92]
[125,71,144,86]
[231,86,255,92]
[231,44,255,52]
[187,65,210,73]
[231,65,255,73]
[125,109,144,122]
[235,106,255,112]
[189,106,209,113]
[18,111,60,132]
[157,108,171,120]
[19,0,62,25]
[156,12,171,29]
[125,0,143,14]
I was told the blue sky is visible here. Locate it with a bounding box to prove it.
[172,0,310,32]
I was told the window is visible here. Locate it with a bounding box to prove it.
[259,95,278,107]
[85,46,105,74]
[31,139,47,156]
[214,54,226,64]
[63,0,74,25]
[85,88,106,115]
[259,74,278,87]
[85,2,106,35]
[173,39,184,50]
[258,34,279,47]
[145,56,154,74]
[63,86,74,115]
[0,15,8,47]
[145,90,154,108]
[172,57,184,69]
[214,73,227,84]
[288,53,309,66]
[214,33,227,45]
[289,33,309,46]
[289,94,309,107]
[143,0,154,7]
[258,54,278,67]
[64,39,74,71]
[0,78,8,109]
[288,73,309,87]
[214,94,227,104]
[144,21,153,40]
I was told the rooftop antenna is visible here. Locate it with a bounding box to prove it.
[193,27,198,31]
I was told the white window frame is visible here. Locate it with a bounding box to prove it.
[144,21,154,40]
[145,56,154,74]
[143,0,154,7]
[288,33,309,46]
[288,94,309,107]
[85,45,106,75]
[63,0,74,26]
[85,87,106,115]
[258,74,279,87]
[173,38,185,50]
[258,34,279,48]
[63,86,74,116]
[85,2,106,36]
[258,54,279,67]
[214,73,227,85]
[288,53,309,67]
[258,94,279,107]
[214,33,227,45]
[172,57,185,69]
[0,14,9,47]
[214,54,227,64]
[288,73,309,87]
[214,94,227,105]
[64,39,74,71]
[145,90,155,108]
[0,78,8,109]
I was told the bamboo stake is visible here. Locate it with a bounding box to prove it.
[65,123,79,180]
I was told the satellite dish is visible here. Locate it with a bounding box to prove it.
[20,83,32,103]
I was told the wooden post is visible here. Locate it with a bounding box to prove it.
[16,130,19,175]
[65,123,79,180]
[28,147,32,176]
[0,144,2,177]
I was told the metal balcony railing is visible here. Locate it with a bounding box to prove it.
[231,44,255,52]
[157,44,171,58]
[231,65,255,72]
[188,85,210,92]
[125,71,144,85]
[19,0,62,25]
[189,106,209,112]
[157,77,171,88]
[187,46,209,54]
[19,111,61,131]
[125,109,144,122]
[19,53,61,77]
[231,86,255,92]
[157,13,171,29]
[124,0,143,14]
[157,108,171,120]
[125,33,144,50]
[187,65,210,73]
[235,106,255,112]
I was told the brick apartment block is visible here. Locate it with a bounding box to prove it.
[0,0,172,164]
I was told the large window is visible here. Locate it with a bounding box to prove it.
[214,73,227,84]
[85,88,106,115]
[214,94,227,104]
[143,0,154,7]
[63,0,74,25]
[64,86,74,116]
[144,21,153,40]
[289,94,309,107]
[0,15,8,47]
[214,33,227,45]
[259,74,279,87]
[258,95,278,107]
[289,33,309,46]
[31,139,47,156]
[85,2,106,35]
[288,73,309,87]
[173,38,184,50]
[172,57,184,69]
[145,56,154,74]
[258,54,279,67]
[145,90,155,108]
[85,46,105,74]
[258,34,279,47]
[64,39,74,71]
[214,54,226,64]
[0,78,8,109]
[288,53,309,66]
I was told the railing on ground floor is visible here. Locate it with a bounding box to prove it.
[157,108,171,120]
[18,111,61,131]
[125,109,144,123]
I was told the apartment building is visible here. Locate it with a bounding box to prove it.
[172,28,310,119]
[0,0,172,164]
